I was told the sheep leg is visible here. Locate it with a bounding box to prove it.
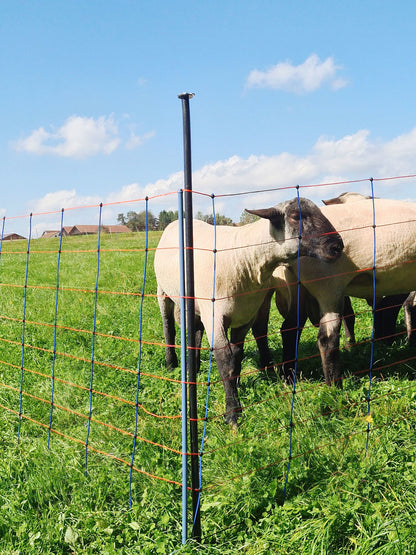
[251,290,276,377]
[229,326,250,387]
[157,287,178,369]
[342,296,356,347]
[212,323,250,426]
[404,292,416,344]
[279,284,312,382]
[317,311,343,387]
[280,308,308,383]
[195,314,204,372]
[373,294,408,344]
[174,305,205,372]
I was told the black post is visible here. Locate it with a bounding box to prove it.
[178,92,201,540]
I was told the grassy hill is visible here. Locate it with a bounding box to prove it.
[0,231,415,553]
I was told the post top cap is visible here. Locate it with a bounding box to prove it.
[178,92,195,99]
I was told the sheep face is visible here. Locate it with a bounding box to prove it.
[247,197,344,263]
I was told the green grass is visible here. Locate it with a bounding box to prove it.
[0,232,415,554]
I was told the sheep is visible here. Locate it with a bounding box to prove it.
[322,192,415,345]
[154,197,344,425]
[253,194,416,384]
[253,263,360,378]
[268,197,416,386]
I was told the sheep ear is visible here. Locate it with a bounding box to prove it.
[245,207,278,219]
[322,197,339,206]
[245,207,284,229]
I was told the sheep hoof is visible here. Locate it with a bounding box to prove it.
[229,420,239,433]
[279,365,296,385]
[166,353,178,370]
[261,365,278,382]
[224,409,242,429]
[324,376,343,389]
[343,340,356,350]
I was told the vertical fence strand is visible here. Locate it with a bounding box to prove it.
[0,217,5,261]
[283,186,302,503]
[84,204,103,475]
[178,189,188,544]
[129,198,149,507]
[47,208,65,449]
[17,213,32,440]
[366,178,377,455]
[193,193,217,528]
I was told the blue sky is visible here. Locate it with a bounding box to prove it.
[2,0,416,237]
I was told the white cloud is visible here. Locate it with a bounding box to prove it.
[125,130,156,150]
[15,115,121,159]
[31,189,102,213]
[25,125,416,235]
[246,54,348,93]
[13,115,154,158]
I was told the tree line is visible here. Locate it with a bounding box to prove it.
[117,209,259,231]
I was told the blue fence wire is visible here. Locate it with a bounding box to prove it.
[177,189,188,545]
[192,193,218,533]
[282,186,302,502]
[18,212,33,440]
[48,208,65,449]
[366,177,377,455]
[0,217,5,265]
[84,203,103,476]
[129,197,149,507]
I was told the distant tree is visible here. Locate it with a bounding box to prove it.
[239,210,260,225]
[196,212,234,225]
[117,213,127,225]
[118,209,233,230]
[158,209,178,230]
[123,210,156,231]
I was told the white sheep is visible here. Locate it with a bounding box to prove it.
[254,193,416,383]
[322,192,414,345]
[284,197,416,385]
[154,197,344,425]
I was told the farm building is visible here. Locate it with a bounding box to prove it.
[41,224,131,238]
[3,233,26,241]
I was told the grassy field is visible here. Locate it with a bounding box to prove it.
[0,231,415,554]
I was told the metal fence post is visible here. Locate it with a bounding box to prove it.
[178,92,201,541]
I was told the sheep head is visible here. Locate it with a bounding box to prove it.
[246,197,344,263]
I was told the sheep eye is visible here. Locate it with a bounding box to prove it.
[289,211,300,221]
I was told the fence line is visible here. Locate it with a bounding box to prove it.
[0,173,415,547]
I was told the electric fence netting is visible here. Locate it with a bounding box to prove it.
[0,176,416,547]
[0,193,189,496]
[181,175,416,546]
[1,127,416,548]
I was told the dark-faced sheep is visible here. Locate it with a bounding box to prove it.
[154,197,343,425]
[254,197,416,387]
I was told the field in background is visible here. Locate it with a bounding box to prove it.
[0,231,415,554]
